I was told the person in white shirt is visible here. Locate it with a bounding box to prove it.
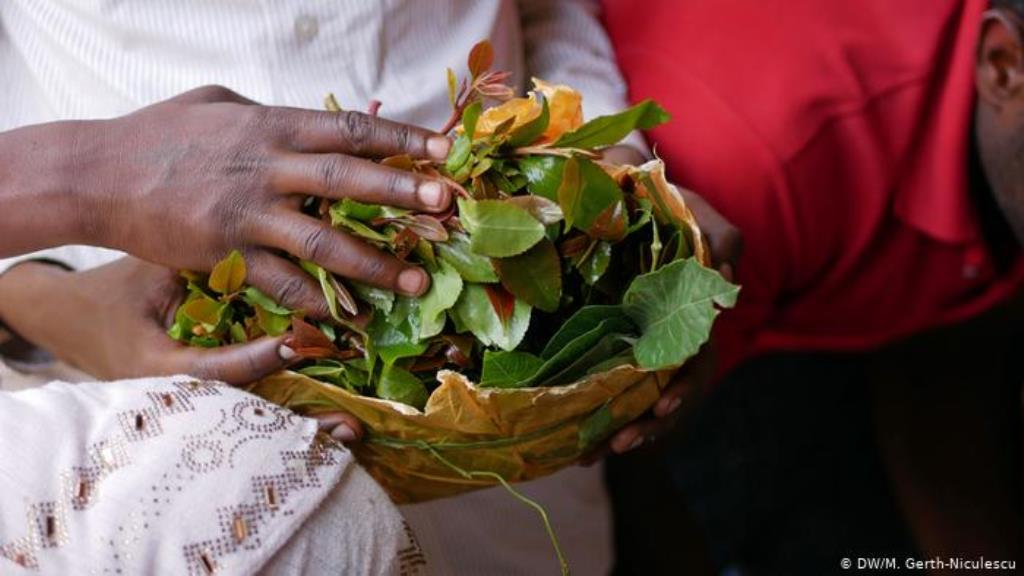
[0,1,732,574]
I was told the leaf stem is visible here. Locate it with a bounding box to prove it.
[417,441,570,576]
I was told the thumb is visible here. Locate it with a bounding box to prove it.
[170,335,297,386]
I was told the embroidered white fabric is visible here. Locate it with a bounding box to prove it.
[0,374,422,575]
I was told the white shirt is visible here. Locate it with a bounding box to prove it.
[0,2,624,573]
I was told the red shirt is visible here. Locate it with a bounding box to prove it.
[604,0,1024,371]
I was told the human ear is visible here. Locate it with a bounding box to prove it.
[976,10,1024,108]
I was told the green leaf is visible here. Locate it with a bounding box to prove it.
[334,198,382,222]
[457,197,545,258]
[578,403,613,451]
[553,99,670,149]
[447,67,458,107]
[541,305,633,359]
[445,133,472,175]
[578,241,612,285]
[493,238,562,312]
[329,207,391,242]
[463,101,482,140]
[505,195,564,225]
[518,156,565,201]
[507,94,549,147]
[534,332,632,387]
[557,157,623,232]
[530,315,635,385]
[376,365,430,410]
[480,350,544,388]
[254,305,291,337]
[300,260,343,322]
[436,231,499,283]
[378,342,429,365]
[209,250,246,295]
[367,297,422,359]
[419,260,463,339]
[351,281,395,314]
[242,287,291,315]
[623,258,740,370]
[229,322,248,344]
[449,283,531,351]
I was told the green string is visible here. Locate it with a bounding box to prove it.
[414,440,570,576]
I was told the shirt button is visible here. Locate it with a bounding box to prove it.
[294,15,319,44]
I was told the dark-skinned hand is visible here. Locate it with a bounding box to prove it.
[0,258,363,442]
[3,85,454,319]
[584,144,742,460]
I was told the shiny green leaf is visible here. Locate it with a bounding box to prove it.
[553,99,670,149]
[457,197,545,258]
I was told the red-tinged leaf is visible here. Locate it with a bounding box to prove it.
[588,200,628,241]
[442,334,476,368]
[506,195,564,225]
[392,227,420,260]
[287,317,340,359]
[493,238,562,312]
[402,215,449,242]
[558,233,591,258]
[483,284,516,325]
[328,274,359,316]
[468,40,494,79]
[381,154,416,171]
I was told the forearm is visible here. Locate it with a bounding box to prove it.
[0,120,107,257]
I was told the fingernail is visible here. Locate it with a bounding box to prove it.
[661,397,683,416]
[627,435,645,451]
[278,344,297,361]
[417,180,448,210]
[331,423,357,443]
[426,136,451,161]
[397,268,428,295]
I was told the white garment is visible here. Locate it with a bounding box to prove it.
[0,2,627,573]
[0,375,417,575]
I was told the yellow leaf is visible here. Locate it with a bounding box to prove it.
[209,250,247,295]
[181,297,224,326]
[473,97,542,139]
[531,78,583,143]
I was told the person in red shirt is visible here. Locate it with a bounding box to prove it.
[603,0,1024,573]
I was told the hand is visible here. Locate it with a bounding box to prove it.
[0,258,364,442]
[590,144,743,458]
[75,85,453,317]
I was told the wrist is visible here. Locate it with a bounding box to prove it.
[0,120,112,253]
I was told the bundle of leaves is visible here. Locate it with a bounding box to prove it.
[169,41,738,410]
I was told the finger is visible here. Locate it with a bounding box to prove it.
[165,335,295,386]
[257,211,430,296]
[680,189,743,268]
[313,411,364,443]
[653,351,713,417]
[609,417,676,455]
[272,152,452,212]
[168,85,258,105]
[245,250,332,320]
[279,108,451,161]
